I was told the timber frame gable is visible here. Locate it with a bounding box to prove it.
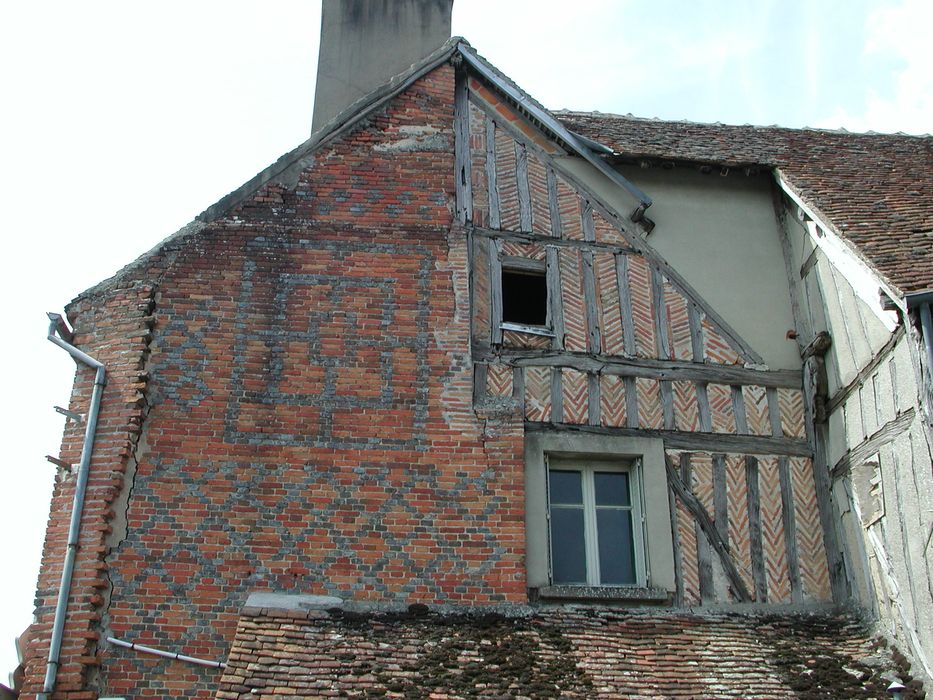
[452,49,831,607]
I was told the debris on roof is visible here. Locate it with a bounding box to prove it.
[216,605,923,699]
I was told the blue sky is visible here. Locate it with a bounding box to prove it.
[0,0,929,684]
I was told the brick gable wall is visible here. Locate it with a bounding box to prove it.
[25,64,527,700]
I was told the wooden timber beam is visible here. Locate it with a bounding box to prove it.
[665,455,753,602]
[525,422,812,458]
[476,347,802,389]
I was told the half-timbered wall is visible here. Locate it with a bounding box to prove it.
[782,203,933,677]
[460,70,832,606]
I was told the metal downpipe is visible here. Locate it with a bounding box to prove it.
[39,313,107,700]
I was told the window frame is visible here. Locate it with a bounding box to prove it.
[498,256,553,337]
[546,456,647,587]
[524,432,675,598]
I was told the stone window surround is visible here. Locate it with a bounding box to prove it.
[525,431,675,598]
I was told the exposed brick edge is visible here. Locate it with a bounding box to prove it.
[22,283,156,699]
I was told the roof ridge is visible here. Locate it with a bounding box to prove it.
[554,110,933,139]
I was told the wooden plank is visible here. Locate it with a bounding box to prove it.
[731,385,749,434]
[681,454,714,602]
[524,421,812,457]
[473,226,636,256]
[473,362,488,406]
[665,454,753,602]
[512,365,524,403]
[485,118,500,229]
[713,454,728,544]
[624,376,639,429]
[615,253,637,355]
[546,246,565,351]
[830,407,916,480]
[826,325,905,416]
[489,238,503,344]
[778,456,804,603]
[669,481,684,606]
[582,201,596,242]
[660,381,675,430]
[587,372,600,426]
[766,387,783,437]
[651,265,671,360]
[546,166,562,239]
[804,354,849,602]
[501,255,546,273]
[515,140,533,232]
[688,301,705,363]
[581,250,601,353]
[799,246,820,279]
[551,367,564,423]
[697,382,713,432]
[772,191,811,350]
[453,68,473,224]
[473,347,802,388]
[745,456,768,602]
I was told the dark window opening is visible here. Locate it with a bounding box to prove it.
[502,268,548,327]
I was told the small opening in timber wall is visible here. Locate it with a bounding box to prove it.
[502,268,547,327]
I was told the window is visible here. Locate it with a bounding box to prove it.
[524,432,674,599]
[501,267,547,327]
[547,458,645,586]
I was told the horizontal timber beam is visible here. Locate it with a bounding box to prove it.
[476,347,802,389]
[525,422,812,457]
[830,407,915,480]
[473,226,636,256]
[826,324,905,416]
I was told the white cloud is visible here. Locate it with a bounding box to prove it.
[817,0,932,134]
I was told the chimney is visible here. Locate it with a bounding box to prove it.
[312,0,454,132]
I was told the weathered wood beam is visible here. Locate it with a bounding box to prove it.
[687,301,704,363]
[515,141,532,232]
[489,239,503,345]
[587,372,600,426]
[472,226,636,256]
[745,456,768,602]
[624,376,639,429]
[485,118,500,229]
[546,246,565,351]
[546,166,562,239]
[778,456,804,603]
[681,453,714,602]
[615,253,637,356]
[551,368,564,423]
[830,408,915,480]
[525,421,812,457]
[473,362,487,406]
[581,250,601,353]
[473,347,802,388]
[651,265,671,360]
[501,255,545,273]
[581,201,596,243]
[826,325,905,416]
[665,454,753,603]
[731,385,749,434]
[453,67,473,224]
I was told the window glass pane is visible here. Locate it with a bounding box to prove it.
[596,509,636,584]
[594,471,630,507]
[549,470,582,505]
[550,506,587,583]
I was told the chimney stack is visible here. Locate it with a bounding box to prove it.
[312,0,454,132]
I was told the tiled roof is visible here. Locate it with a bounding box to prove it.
[556,112,933,296]
[216,605,923,699]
